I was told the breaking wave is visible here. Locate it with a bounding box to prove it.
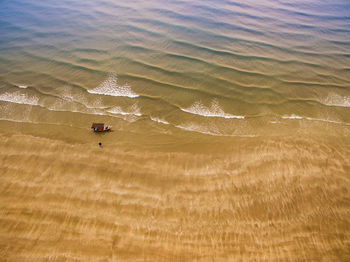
[17,85,28,89]
[150,117,169,125]
[181,100,244,119]
[107,103,142,116]
[323,93,350,108]
[88,74,139,98]
[0,92,39,106]
[176,123,222,136]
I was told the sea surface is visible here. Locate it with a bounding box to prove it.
[0,0,349,145]
[0,0,350,261]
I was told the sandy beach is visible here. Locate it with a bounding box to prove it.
[1,131,349,261]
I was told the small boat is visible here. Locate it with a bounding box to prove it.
[91,123,111,132]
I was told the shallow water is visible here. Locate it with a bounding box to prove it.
[0,0,349,144]
[0,0,350,261]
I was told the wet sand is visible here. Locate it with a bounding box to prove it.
[1,133,349,261]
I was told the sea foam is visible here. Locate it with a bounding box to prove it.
[88,75,139,98]
[107,103,142,116]
[323,93,350,108]
[150,117,169,125]
[0,92,39,106]
[281,114,303,120]
[280,115,349,126]
[176,123,255,137]
[176,123,221,136]
[181,100,244,119]
[305,117,349,126]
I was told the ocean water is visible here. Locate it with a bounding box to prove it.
[0,0,349,146]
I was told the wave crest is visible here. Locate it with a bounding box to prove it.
[150,117,169,125]
[181,100,244,119]
[176,123,221,136]
[88,74,139,98]
[176,122,255,137]
[323,93,350,108]
[107,103,142,116]
[0,92,39,106]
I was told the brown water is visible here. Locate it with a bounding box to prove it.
[0,0,350,261]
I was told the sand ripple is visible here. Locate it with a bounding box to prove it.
[0,134,349,261]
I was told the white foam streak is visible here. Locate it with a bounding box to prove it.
[150,117,169,125]
[280,114,349,126]
[176,123,255,137]
[306,117,350,126]
[176,123,220,136]
[0,92,39,106]
[17,85,28,89]
[181,100,244,119]
[107,103,142,117]
[88,75,139,98]
[281,114,303,120]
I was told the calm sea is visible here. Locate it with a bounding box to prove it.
[0,0,349,146]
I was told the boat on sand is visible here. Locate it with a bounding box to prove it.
[91,123,111,132]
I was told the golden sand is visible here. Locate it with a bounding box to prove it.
[0,133,349,261]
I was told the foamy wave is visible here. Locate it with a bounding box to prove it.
[107,103,142,116]
[181,100,244,119]
[281,114,303,120]
[323,93,350,108]
[176,123,221,136]
[306,117,349,126]
[17,85,28,89]
[0,92,39,106]
[150,117,169,125]
[88,75,139,98]
[280,115,349,126]
[176,123,255,137]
